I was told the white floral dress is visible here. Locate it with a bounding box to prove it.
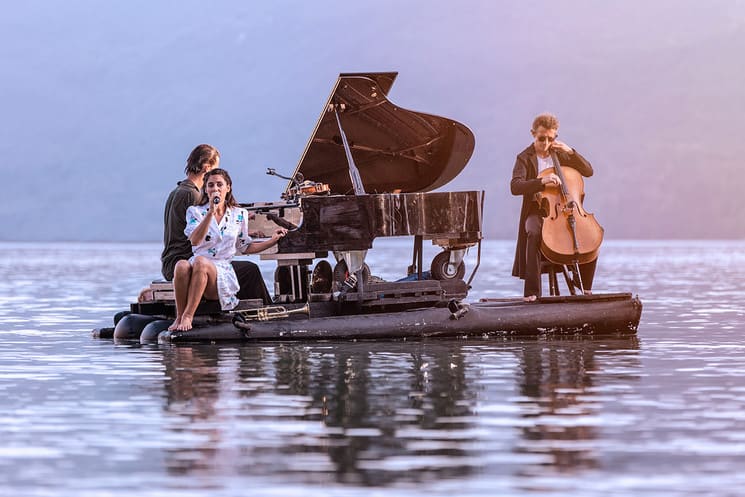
[184,205,253,310]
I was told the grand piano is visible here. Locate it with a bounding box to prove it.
[243,72,483,306]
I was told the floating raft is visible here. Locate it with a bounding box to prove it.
[97,292,642,343]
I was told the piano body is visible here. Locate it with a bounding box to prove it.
[243,72,483,305]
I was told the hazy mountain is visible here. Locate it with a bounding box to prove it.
[1,0,743,241]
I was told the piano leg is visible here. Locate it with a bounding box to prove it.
[407,235,424,280]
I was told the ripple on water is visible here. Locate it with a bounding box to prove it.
[1,241,745,496]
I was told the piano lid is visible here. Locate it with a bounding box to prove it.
[289,72,475,195]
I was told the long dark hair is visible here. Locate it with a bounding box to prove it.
[199,168,238,208]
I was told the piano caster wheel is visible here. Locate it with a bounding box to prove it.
[332,261,371,291]
[431,251,465,280]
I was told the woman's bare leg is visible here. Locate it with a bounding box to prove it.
[176,256,218,331]
[169,260,193,330]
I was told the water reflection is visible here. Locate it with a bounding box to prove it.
[7,240,744,496]
[514,338,641,476]
[153,337,641,485]
[160,346,223,476]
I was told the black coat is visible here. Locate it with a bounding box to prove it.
[510,145,593,279]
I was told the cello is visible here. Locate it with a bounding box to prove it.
[536,152,604,291]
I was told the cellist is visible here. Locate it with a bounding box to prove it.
[510,113,597,302]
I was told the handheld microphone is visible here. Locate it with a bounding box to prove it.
[212,195,220,205]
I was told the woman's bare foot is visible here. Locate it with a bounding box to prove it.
[523,295,537,302]
[167,317,181,331]
[175,314,193,331]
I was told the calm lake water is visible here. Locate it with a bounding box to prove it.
[1,240,744,497]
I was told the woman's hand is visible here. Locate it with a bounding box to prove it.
[209,191,222,217]
[241,227,288,254]
[271,228,288,241]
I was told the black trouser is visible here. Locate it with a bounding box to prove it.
[524,214,596,297]
[232,260,272,304]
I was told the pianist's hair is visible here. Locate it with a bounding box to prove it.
[531,113,559,132]
[185,144,220,175]
[200,168,238,208]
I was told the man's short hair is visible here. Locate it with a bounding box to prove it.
[532,113,559,131]
[184,144,220,175]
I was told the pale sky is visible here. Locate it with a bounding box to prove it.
[2,0,744,240]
